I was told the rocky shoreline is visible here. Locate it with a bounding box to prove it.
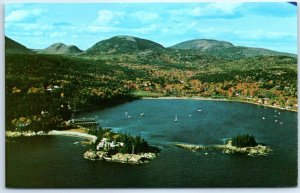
[5,130,97,142]
[175,140,272,156]
[84,150,157,164]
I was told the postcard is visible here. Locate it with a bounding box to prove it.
[5,1,298,188]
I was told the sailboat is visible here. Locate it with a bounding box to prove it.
[174,115,178,122]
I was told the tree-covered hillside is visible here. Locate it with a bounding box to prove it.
[5,36,297,131]
[5,36,33,54]
[37,43,83,55]
[170,39,296,59]
[85,35,165,55]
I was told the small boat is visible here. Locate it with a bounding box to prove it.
[127,115,131,119]
[125,112,128,115]
[188,114,192,117]
[174,115,178,122]
[262,117,266,120]
[141,113,145,116]
[197,109,202,112]
[280,122,283,124]
[275,120,278,122]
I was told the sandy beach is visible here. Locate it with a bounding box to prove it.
[48,130,97,143]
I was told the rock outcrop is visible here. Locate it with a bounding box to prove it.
[174,143,210,151]
[83,150,157,164]
[83,150,108,161]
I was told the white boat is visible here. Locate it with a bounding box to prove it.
[197,109,202,112]
[188,114,192,117]
[141,113,145,116]
[262,117,266,120]
[174,115,178,122]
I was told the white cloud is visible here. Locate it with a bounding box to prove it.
[5,9,45,22]
[132,24,158,34]
[49,32,67,38]
[6,10,29,22]
[161,21,197,35]
[196,26,296,41]
[80,25,121,33]
[232,30,296,40]
[6,23,53,31]
[130,11,159,22]
[169,2,243,17]
[190,7,202,16]
[208,2,243,14]
[95,10,124,25]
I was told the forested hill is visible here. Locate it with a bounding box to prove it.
[5,36,33,54]
[85,35,165,55]
[171,39,234,51]
[170,39,296,59]
[37,43,83,55]
[5,36,298,132]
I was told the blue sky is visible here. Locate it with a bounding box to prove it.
[5,2,298,53]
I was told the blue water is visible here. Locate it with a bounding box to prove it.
[6,99,298,187]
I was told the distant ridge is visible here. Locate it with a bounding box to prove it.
[85,35,165,55]
[38,43,83,55]
[5,36,33,54]
[170,39,234,51]
[170,39,296,59]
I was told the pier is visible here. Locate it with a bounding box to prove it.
[71,118,99,126]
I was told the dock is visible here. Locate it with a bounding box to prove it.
[71,118,99,126]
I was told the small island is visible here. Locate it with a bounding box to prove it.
[83,127,159,164]
[175,134,272,156]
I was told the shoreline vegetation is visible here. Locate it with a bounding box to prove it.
[141,96,297,112]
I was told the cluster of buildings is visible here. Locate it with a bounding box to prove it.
[96,138,124,151]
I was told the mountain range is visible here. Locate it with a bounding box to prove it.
[5,35,296,59]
